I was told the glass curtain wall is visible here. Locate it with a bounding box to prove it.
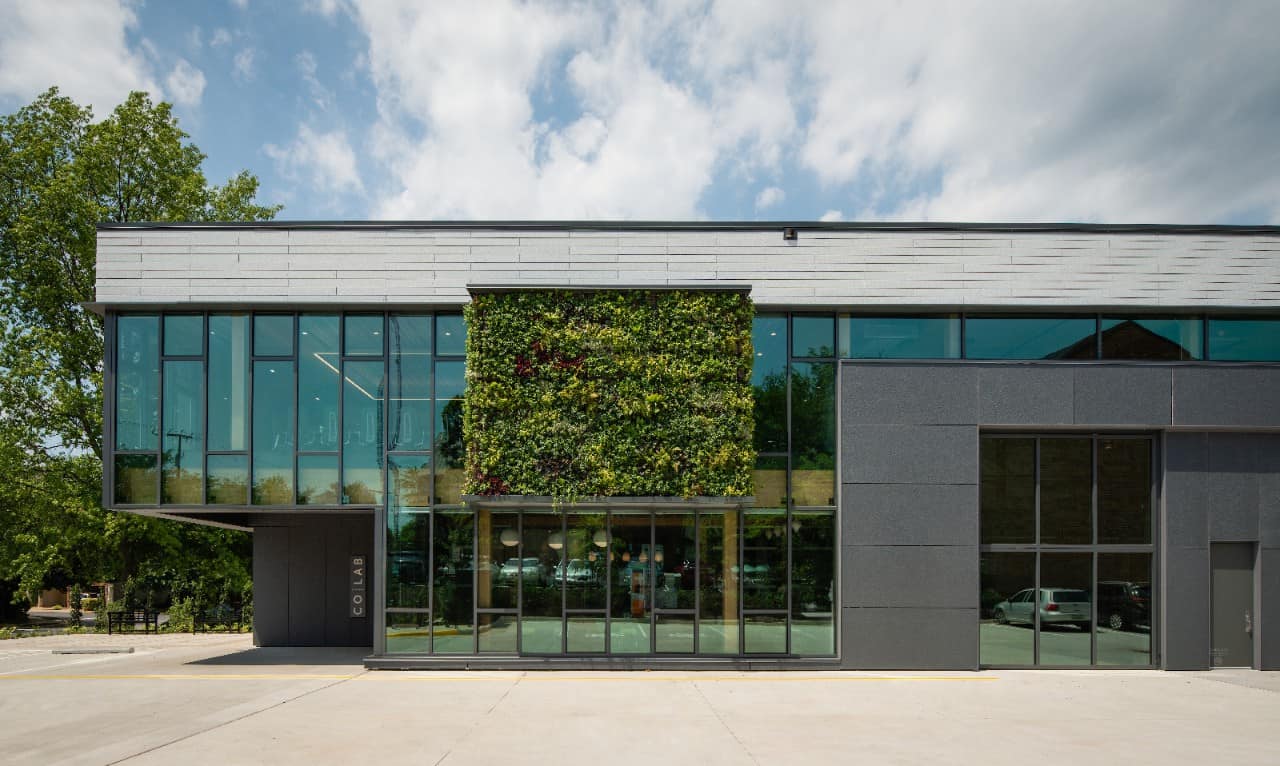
[979,434,1155,667]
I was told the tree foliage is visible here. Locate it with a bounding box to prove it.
[464,290,755,499]
[0,88,279,610]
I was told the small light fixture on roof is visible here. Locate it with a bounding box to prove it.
[782,227,798,241]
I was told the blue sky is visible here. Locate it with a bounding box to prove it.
[2,1,1279,224]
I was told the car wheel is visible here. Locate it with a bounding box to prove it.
[1108,612,1125,631]
[993,608,1007,625]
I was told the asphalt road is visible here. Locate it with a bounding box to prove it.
[1,633,1278,765]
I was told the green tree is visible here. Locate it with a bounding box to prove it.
[0,87,280,611]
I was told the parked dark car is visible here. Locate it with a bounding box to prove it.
[1097,580,1150,631]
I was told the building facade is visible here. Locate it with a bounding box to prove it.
[94,222,1280,670]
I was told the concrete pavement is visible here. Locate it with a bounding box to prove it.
[0,633,1277,765]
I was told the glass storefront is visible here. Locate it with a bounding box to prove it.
[979,435,1155,667]
[383,507,836,657]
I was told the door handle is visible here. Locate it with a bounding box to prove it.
[1245,610,1253,635]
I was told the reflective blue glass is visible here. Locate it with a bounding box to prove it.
[1101,317,1202,360]
[434,360,465,504]
[207,314,249,451]
[252,361,294,504]
[254,315,293,356]
[752,315,787,453]
[343,360,384,504]
[841,315,961,359]
[116,315,160,451]
[792,315,835,358]
[436,314,466,356]
[345,314,384,356]
[298,315,340,452]
[1208,318,1280,361]
[163,314,203,356]
[298,455,339,505]
[162,360,204,504]
[389,315,432,451]
[965,316,1098,360]
[207,454,248,505]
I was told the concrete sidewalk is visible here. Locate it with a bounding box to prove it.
[0,633,1277,765]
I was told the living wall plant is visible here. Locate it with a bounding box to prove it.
[464,290,754,499]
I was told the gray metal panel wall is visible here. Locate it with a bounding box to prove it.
[1163,432,1280,669]
[96,227,1280,308]
[840,362,1280,671]
[251,513,373,648]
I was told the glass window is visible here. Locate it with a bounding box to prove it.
[653,513,695,612]
[1098,439,1151,544]
[342,360,384,504]
[742,511,786,610]
[840,315,961,359]
[114,454,158,504]
[980,437,1035,544]
[980,553,1035,665]
[1097,554,1152,665]
[752,455,787,511]
[1208,317,1280,361]
[609,512,651,654]
[477,613,517,653]
[1039,438,1092,544]
[163,314,203,356]
[477,510,518,611]
[344,314,384,356]
[298,315,340,452]
[567,615,607,654]
[1038,554,1092,666]
[207,455,248,505]
[751,315,787,453]
[436,313,466,356]
[792,315,834,358]
[698,510,739,655]
[116,315,160,451]
[161,360,204,504]
[434,360,466,505]
[744,613,787,654]
[564,513,608,610]
[1101,317,1202,360]
[790,511,835,655]
[433,511,476,653]
[387,508,430,609]
[389,315,432,452]
[207,315,249,452]
[965,316,1098,360]
[253,314,293,356]
[520,513,563,654]
[252,361,294,504]
[656,615,695,653]
[297,455,339,505]
[386,611,431,654]
[790,362,835,506]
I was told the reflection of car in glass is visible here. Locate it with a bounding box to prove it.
[499,557,545,583]
[1097,581,1150,630]
[992,588,1091,630]
[555,558,596,585]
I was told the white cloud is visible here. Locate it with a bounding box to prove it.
[233,48,256,81]
[165,59,205,107]
[352,0,804,219]
[265,124,363,195]
[800,2,1280,223]
[0,0,160,115]
[819,210,844,222]
[187,26,203,51]
[230,0,248,9]
[303,0,345,19]
[296,50,333,109]
[755,187,785,211]
[210,28,233,48]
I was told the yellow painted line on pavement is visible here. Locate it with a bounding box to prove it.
[0,672,996,683]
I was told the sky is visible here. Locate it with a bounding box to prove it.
[2,0,1279,224]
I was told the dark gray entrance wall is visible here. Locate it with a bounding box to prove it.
[252,513,374,648]
[1165,432,1280,670]
[840,362,1280,671]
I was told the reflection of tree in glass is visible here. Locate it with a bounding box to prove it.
[297,481,339,505]
[252,474,292,505]
[752,371,787,453]
[437,396,464,468]
[790,363,835,470]
[344,481,378,505]
[207,473,248,504]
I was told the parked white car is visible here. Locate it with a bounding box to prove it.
[992,587,1091,630]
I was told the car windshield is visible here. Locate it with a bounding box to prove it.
[1133,585,1150,599]
[1050,589,1090,602]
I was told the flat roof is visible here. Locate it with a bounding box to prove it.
[96,220,1280,236]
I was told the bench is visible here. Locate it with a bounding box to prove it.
[194,605,245,633]
[107,609,160,635]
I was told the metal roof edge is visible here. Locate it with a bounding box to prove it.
[94,220,1280,236]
